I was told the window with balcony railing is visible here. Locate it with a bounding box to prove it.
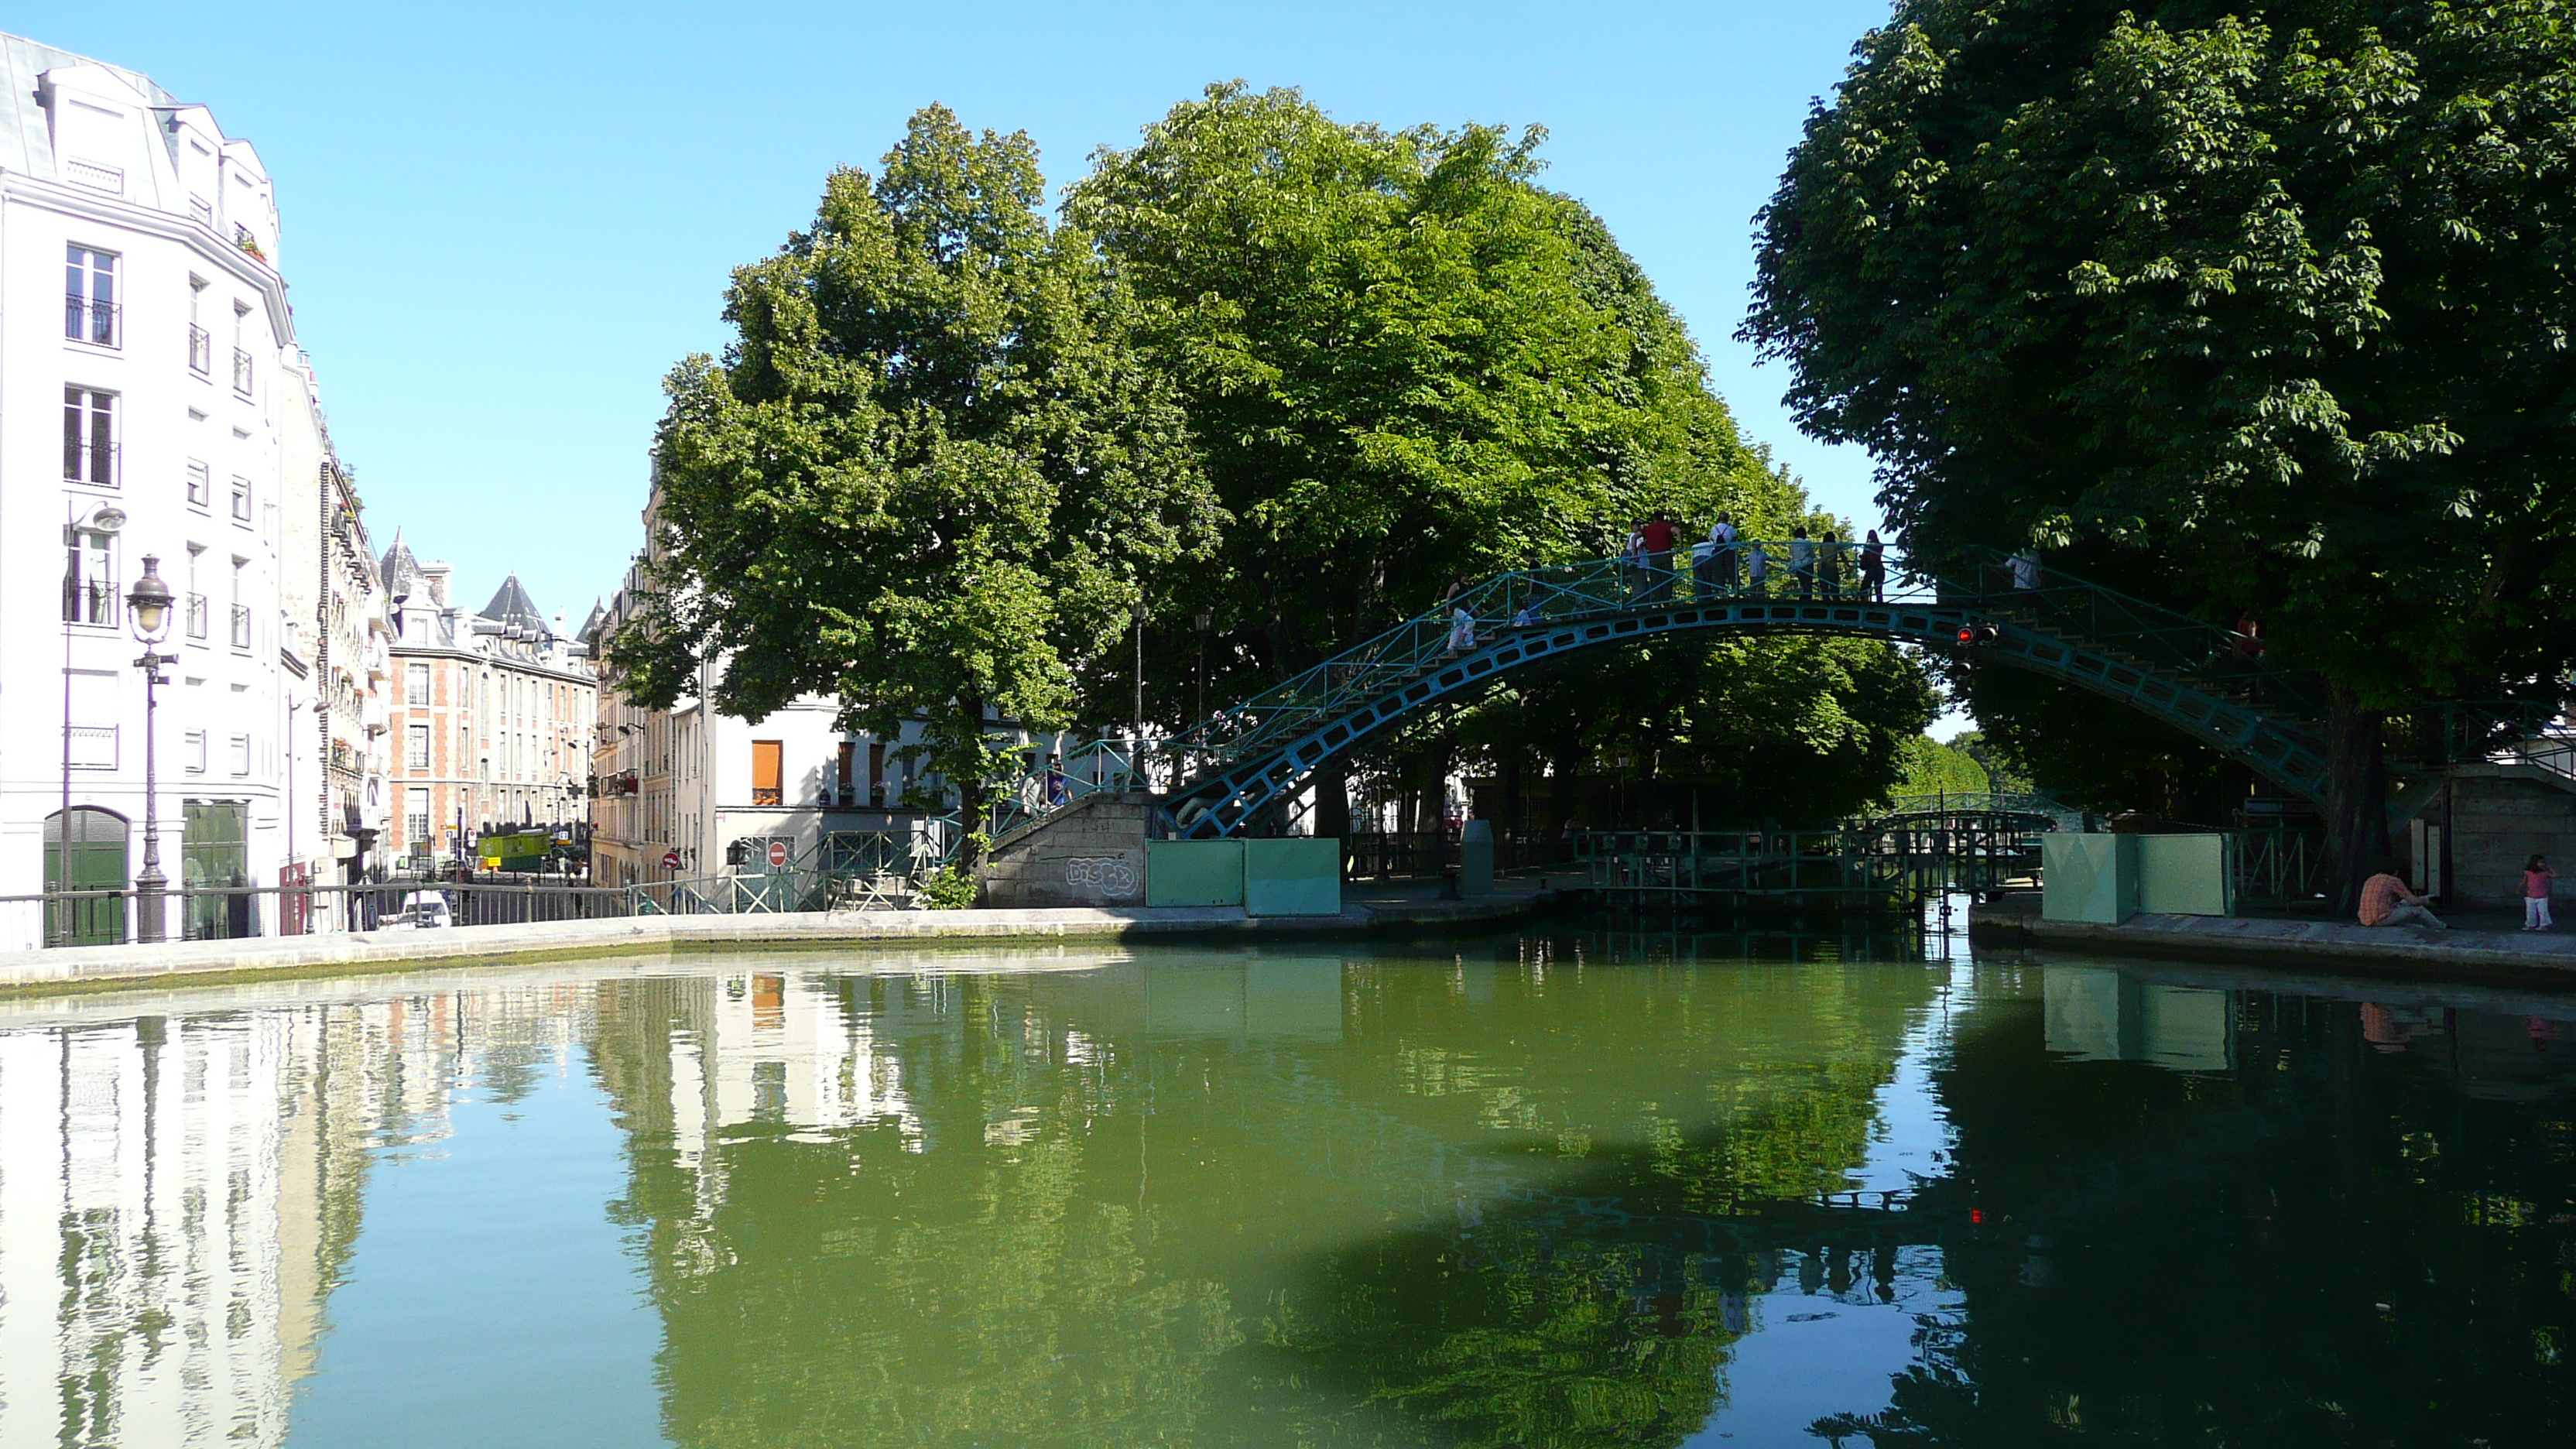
[62,387,115,487]
[65,295,119,348]
[188,324,211,375]
[229,605,252,650]
[231,347,254,395]
[64,245,117,347]
[186,593,209,640]
[62,526,115,627]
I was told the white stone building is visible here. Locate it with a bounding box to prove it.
[0,35,375,945]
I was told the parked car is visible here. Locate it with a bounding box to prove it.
[379,891,454,930]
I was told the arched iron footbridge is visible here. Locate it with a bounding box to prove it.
[995,547,2551,848]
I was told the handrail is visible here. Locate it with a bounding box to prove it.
[987,544,2318,818]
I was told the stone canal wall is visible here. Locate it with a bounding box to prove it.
[981,791,1153,909]
[0,890,1550,999]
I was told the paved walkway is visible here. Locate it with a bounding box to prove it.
[0,882,1557,999]
[1972,892,2576,986]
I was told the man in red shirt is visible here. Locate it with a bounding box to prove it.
[1640,515,1677,602]
[2358,871,2446,929]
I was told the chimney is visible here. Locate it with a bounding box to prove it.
[420,560,452,607]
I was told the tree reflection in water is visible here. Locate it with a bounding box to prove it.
[584,944,1935,1447]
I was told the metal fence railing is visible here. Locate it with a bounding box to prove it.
[1,862,937,954]
[2235,829,2329,908]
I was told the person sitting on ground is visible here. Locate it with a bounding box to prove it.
[2359,869,2447,930]
[2526,853,2557,932]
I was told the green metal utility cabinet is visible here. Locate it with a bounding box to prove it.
[2133,834,2234,916]
[1245,838,1342,916]
[2043,834,2137,923]
[1146,840,1245,907]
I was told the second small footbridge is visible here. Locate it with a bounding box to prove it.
[988,544,2565,882]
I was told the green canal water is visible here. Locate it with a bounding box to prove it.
[2,919,2571,1447]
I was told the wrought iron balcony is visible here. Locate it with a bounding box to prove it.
[63,576,117,626]
[188,324,211,375]
[230,605,252,649]
[63,295,119,348]
[231,348,253,395]
[62,440,117,488]
[187,594,210,640]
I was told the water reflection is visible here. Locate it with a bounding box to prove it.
[0,941,2567,1447]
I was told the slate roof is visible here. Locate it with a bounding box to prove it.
[377,532,426,601]
[481,574,548,637]
[0,34,180,187]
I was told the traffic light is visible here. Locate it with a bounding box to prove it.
[1955,618,1999,646]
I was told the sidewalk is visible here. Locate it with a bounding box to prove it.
[0,881,1560,999]
[1971,892,2576,987]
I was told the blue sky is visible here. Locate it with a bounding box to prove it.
[19,0,1896,626]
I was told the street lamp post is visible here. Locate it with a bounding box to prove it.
[57,504,125,947]
[125,557,176,944]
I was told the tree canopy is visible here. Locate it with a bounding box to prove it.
[605,108,1216,840]
[1071,84,1934,828]
[1748,0,2576,874]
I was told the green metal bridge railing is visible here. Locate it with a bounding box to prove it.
[976,544,2563,845]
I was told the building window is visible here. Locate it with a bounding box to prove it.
[64,245,118,348]
[228,734,251,776]
[230,475,252,522]
[407,663,430,706]
[62,525,116,626]
[184,731,207,774]
[406,787,430,851]
[62,387,115,486]
[187,460,212,509]
[185,547,209,641]
[187,278,211,374]
[231,303,253,395]
[228,558,251,650]
[752,739,783,806]
[406,724,430,770]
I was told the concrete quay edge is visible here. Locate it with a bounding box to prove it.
[0,892,1550,1000]
[1971,904,2576,988]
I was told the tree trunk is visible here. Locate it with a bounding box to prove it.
[2324,683,2389,912]
[1313,755,1351,841]
[954,694,991,873]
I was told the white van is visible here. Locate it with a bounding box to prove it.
[380,891,454,930]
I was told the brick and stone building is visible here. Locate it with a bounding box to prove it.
[381,536,595,870]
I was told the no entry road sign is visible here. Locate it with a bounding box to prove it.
[767,840,790,869]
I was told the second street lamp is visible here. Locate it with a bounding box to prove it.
[126,557,176,944]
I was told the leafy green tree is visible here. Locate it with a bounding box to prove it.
[1456,634,1941,828]
[1889,735,1990,800]
[1747,0,2576,896]
[1071,84,1923,825]
[606,108,1216,858]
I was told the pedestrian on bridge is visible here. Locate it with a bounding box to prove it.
[1820,532,1846,598]
[2526,855,2557,932]
[1641,513,1677,603]
[1622,523,1646,598]
[1789,527,1816,599]
[1745,538,1769,593]
[1702,514,1740,595]
[2009,547,2043,591]
[1861,530,1886,601]
[1445,575,1478,654]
